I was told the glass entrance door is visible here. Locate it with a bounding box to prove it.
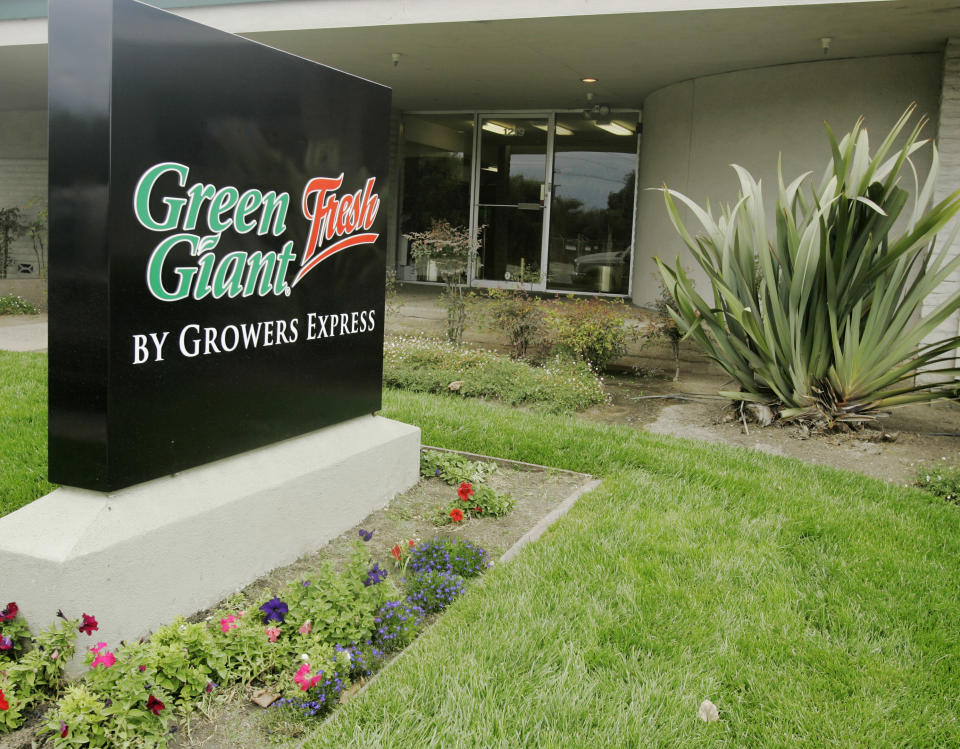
[473,115,551,288]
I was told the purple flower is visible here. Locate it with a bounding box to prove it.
[0,635,12,650]
[364,562,388,587]
[358,528,375,542]
[259,597,289,624]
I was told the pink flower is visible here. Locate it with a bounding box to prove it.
[91,651,116,669]
[78,613,98,635]
[89,642,107,654]
[265,627,281,642]
[146,695,165,715]
[293,663,322,691]
[298,620,312,635]
[220,615,237,633]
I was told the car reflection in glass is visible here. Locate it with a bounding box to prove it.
[571,250,628,293]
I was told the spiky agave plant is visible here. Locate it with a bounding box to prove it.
[656,105,960,426]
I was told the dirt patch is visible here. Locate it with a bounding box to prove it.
[164,452,593,749]
[580,360,960,486]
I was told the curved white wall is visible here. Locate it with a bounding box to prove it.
[632,53,942,304]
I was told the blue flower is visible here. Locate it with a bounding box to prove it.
[259,597,289,623]
[364,562,388,587]
[358,528,375,542]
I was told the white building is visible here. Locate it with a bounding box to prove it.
[1,0,959,330]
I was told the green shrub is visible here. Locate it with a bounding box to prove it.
[0,294,38,315]
[915,462,960,502]
[477,273,546,359]
[383,335,607,412]
[544,297,631,371]
[657,106,960,426]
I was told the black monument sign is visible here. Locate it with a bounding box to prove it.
[49,0,391,491]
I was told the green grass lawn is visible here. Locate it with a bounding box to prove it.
[0,351,53,516]
[2,355,959,745]
[306,391,960,747]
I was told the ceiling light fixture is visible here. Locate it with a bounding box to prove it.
[532,123,574,136]
[482,121,514,136]
[596,121,634,136]
[581,77,598,83]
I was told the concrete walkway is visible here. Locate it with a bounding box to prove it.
[0,287,713,375]
[0,314,47,352]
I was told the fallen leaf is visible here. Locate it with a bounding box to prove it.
[251,688,280,708]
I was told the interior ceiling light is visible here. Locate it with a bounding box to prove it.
[482,121,514,136]
[532,123,574,136]
[596,121,634,136]
[581,76,598,83]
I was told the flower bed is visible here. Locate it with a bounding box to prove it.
[0,450,592,747]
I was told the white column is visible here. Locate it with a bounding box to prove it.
[923,39,960,369]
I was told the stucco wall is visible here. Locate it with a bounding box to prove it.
[633,53,942,304]
[0,110,47,279]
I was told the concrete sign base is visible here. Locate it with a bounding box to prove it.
[0,415,419,673]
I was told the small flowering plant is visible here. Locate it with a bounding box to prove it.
[371,599,424,652]
[0,609,78,732]
[436,482,514,525]
[0,679,24,732]
[276,644,348,718]
[406,570,465,614]
[389,538,419,575]
[409,537,491,579]
[0,602,31,663]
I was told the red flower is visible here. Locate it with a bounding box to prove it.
[449,508,464,523]
[457,482,474,502]
[60,721,68,738]
[0,602,17,622]
[78,613,98,635]
[0,688,8,711]
[408,539,415,548]
[146,694,165,715]
[475,506,483,514]
[391,544,402,562]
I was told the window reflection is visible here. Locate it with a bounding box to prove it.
[548,118,637,294]
[399,114,473,282]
